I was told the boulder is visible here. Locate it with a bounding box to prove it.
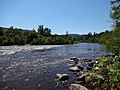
[69,66,80,72]
[87,66,92,71]
[56,74,69,81]
[69,84,88,90]
[70,57,79,61]
[77,66,84,71]
[77,63,84,71]
[70,57,79,64]
[87,61,96,67]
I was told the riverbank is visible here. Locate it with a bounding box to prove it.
[55,56,100,90]
[55,53,120,90]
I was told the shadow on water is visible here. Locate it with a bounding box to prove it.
[0,43,111,90]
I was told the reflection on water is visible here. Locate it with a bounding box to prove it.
[0,43,111,90]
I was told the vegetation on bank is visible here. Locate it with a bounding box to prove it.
[88,0,120,89]
[0,25,75,45]
[0,25,113,46]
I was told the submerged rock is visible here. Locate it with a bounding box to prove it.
[85,59,92,62]
[69,84,88,90]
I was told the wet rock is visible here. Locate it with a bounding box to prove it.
[87,66,92,71]
[87,61,96,67]
[69,66,80,72]
[70,57,79,64]
[69,84,88,90]
[77,65,84,71]
[56,74,69,81]
[85,59,92,62]
[70,57,79,61]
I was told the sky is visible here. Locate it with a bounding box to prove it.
[0,0,111,34]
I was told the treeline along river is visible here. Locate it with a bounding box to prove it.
[0,43,111,90]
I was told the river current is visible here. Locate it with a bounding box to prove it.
[0,43,110,90]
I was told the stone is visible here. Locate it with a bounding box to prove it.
[77,65,84,71]
[56,74,69,81]
[87,66,92,71]
[87,61,96,67]
[69,66,80,72]
[70,57,79,64]
[70,57,79,61]
[69,84,88,90]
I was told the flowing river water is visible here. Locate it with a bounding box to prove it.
[0,43,111,90]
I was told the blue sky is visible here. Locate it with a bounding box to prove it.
[0,0,111,34]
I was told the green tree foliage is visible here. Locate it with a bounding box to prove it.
[110,0,120,26]
[37,25,51,36]
[0,25,76,45]
[88,1,120,89]
[100,0,120,54]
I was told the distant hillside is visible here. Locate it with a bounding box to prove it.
[68,34,80,38]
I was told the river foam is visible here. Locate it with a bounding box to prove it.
[0,45,63,56]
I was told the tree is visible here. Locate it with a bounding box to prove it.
[37,25,44,35]
[44,27,51,36]
[110,0,120,26]
[0,27,3,36]
[104,0,120,54]
[27,31,38,44]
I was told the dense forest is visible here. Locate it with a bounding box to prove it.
[0,25,76,45]
[0,25,112,46]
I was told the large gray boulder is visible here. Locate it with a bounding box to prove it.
[69,84,88,90]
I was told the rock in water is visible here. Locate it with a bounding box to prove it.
[69,66,80,72]
[69,84,88,90]
[77,65,84,71]
[70,57,79,61]
[56,74,69,81]
[70,57,79,64]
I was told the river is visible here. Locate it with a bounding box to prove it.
[0,43,111,90]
